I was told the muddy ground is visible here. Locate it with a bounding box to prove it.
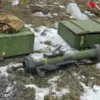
[0,0,100,100]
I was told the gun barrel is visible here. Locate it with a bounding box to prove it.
[70,49,97,60]
[36,49,97,65]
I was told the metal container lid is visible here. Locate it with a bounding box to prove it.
[60,19,100,35]
[0,28,33,38]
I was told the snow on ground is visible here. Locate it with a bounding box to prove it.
[12,0,20,6]
[5,84,13,97]
[25,24,72,52]
[25,75,69,100]
[32,12,53,18]
[59,5,65,9]
[48,75,60,83]
[84,11,95,17]
[0,63,22,77]
[25,84,49,100]
[96,63,100,69]
[48,76,69,98]
[80,82,100,100]
[25,24,74,59]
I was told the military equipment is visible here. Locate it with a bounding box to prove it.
[23,45,100,76]
[58,19,100,49]
[0,12,34,58]
[0,28,34,57]
[1,17,99,76]
[22,18,100,76]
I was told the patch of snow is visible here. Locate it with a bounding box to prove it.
[25,84,49,100]
[30,76,34,80]
[52,88,69,98]
[25,24,32,28]
[32,12,53,18]
[14,81,17,84]
[48,76,69,98]
[84,11,91,14]
[8,62,22,68]
[33,26,72,52]
[30,53,44,60]
[59,5,65,9]
[5,84,13,97]
[77,75,86,80]
[6,84,13,93]
[84,11,95,17]
[90,77,95,80]
[81,76,86,79]
[80,82,100,100]
[35,4,46,8]
[12,0,19,6]
[0,63,22,77]
[48,76,60,89]
[96,63,100,69]
[0,66,9,77]
[25,75,69,100]
[48,75,60,83]
[73,72,78,77]
[53,13,58,16]
[69,16,75,19]
[25,24,73,55]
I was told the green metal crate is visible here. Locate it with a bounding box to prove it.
[0,28,34,57]
[58,19,100,49]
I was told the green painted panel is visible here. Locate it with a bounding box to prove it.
[94,18,100,23]
[61,21,84,34]
[85,34,100,47]
[58,19,100,49]
[0,28,34,57]
[58,22,81,49]
[71,20,100,33]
